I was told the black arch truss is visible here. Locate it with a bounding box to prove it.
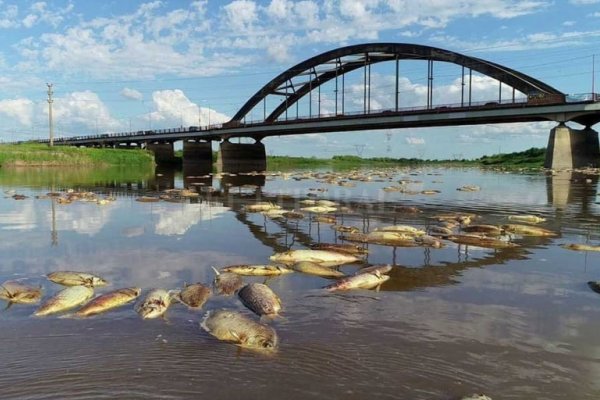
[231,43,564,123]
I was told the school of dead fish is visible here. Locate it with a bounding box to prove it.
[10,168,600,400]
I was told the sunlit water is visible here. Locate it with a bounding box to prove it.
[1,165,600,399]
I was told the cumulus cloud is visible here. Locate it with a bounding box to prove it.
[121,87,144,101]
[52,91,121,132]
[0,98,34,125]
[150,89,230,127]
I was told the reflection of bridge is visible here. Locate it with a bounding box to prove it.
[39,43,600,170]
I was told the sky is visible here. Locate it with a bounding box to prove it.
[0,0,599,159]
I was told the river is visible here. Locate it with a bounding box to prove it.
[1,164,599,399]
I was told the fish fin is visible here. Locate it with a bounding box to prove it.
[210,266,221,276]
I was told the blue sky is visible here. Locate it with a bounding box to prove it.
[0,0,599,159]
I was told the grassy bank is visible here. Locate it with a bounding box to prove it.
[0,143,155,168]
[266,148,545,170]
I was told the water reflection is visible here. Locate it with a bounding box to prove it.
[547,170,599,211]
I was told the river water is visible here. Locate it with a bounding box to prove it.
[1,165,600,399]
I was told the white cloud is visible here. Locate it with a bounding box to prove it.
[405,136,425,145]
[0,98,34,125]
[223,0,258,32]
[121,87,144,101]
[569,0,600,4]
[150,89,230,127]
[52,90,121,132]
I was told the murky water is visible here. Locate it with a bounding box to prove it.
[1,165,600,399]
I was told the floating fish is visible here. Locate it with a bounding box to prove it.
[177,283,212,309]
[300,206,337,213]
[244,202,281,212]
[325,271,390,291]
[238,283,282,317]
[563,243,600,252]
[312,215,336,224]
[415,234,445,248]
[447,234,519,249]
[0,281,42,304]
[212,267,244,295]
[201,310,278,351]
[74,287,141,317]
[47,271,108,288]
[135,196,160,203]
[34,286,94,316]
[220,265,293,276]
[462,224,503,235]
[501,224,557,237]
[428,226,454,236]
[135,289,172,319]
[292,261,346,278]
[341,231,418,247]
[587,281,600,294]
[507,214,546,224]
[331,225,360,233]
[354,264,393,276]
[456,185,481,192]
[270,249,361,266]
[309,243,368,255]
[374,224,426,236]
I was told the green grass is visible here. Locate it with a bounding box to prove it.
[0,143,155,168]
[266,148,545,170]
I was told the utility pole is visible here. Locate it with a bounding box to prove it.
[47,83,54,146]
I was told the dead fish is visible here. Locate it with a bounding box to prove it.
[0,281,42,304]
[563,243,600,252]
[331,224,360,233]
[178,282,212,309]
[270,249,361,266]
[212,267,244,295]
[341,231,418,247]
[375,224,426,236]
[428,226,454,236]
[588,281,600,294]
[501,224,557,237]
[300,206,337,213]
[136,196,160,203]
[507,214,546,224]
[292,261,346,278]
[310,243,368,255]
[282,211,304,219]
[47,271,108,288]
[355,265,393,275]
[420,189,440,195]
[201,310,278,351]
[244,202,281,212]
[260,209,288,219]
[325,271,390,291]
[220,265,293,276]
[456,185,481,192]
[34,286,94,316]
[135,289,172,319]
[462,224,503,235]
[74,287,141,317]
[447,234,519,249]
[415,234,445,248]
[316,199,337,207]
[238,283,282,317]
[312,215,336,224]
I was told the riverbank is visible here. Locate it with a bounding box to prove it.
[266,147,546,170]
[0,143,155,168]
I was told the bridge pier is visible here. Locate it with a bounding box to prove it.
[146,142,176,164]
[544,124,599,169]
[182,139,213,170]
[216,139,266,173]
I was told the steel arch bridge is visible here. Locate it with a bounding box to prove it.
[230,42,565,124]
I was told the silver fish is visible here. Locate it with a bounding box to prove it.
[47,271,108,288]
[74,287,141,317]
[325,271,390,292]
[201,310,278,351]
[135,289,172,319]
[34,286,94,316]
[212,267,244,295]
[238,283,282,317]
[0,281,42,304]
[178,282,211,309]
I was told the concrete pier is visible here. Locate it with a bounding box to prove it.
[182,140,213,170]
[544,124,599,169]
[216,140,267,173]
[146,142,176,164]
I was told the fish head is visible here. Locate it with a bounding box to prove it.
[89,276,108,287]
[246,333,278,351]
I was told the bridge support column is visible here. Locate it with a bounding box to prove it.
[183,140,213,168]
[146,142,176,164]
[544,124,599,169]
[216,139,266,173]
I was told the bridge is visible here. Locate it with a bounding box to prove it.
[37,43,600,170]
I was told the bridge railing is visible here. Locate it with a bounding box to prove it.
[26,93,599,145]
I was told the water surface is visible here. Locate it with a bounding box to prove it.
[1,166,600,399]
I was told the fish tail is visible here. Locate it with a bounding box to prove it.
[200,310,213,333]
